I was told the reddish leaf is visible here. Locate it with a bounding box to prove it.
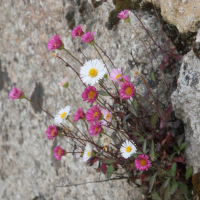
[160,61,165,70]
[101,163,107,174]
[160,119,165,129]
[164,38,171,49]
[165,132,171,143]
[165,103,173,121]
[140,173,148,185]
[174,54,181,61]
[163,54,169,62]
[173,156,185,164]
[90,157,98,165]
[113,163,118,171]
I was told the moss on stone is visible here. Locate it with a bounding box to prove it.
[92,0,102,8]
[65,10,75,30]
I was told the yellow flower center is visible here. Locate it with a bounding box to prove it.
[125,87,132,95]
[51,129,55,136]
[89,68,98,77]
[88,90,95,99]
[126,146,132,152]
[95,127,99,132]
[94,112,98,117]
[60,112,67,119]
[78,31,81,34]
[58,149,62,156]
[87,151,90,157]
[106,113,110,119]
[140,159,146,166]
[54,42,57,46]
[116,74,122,80]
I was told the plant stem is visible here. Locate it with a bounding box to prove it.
[63,48,83,66]
[68,87,79,109]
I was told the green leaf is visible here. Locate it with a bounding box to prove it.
[128,104,138,117]
[173,145,178,151]
[101,159,116,164]
[179,182,188,196]
[138,136,144,142]
[170,163,176,177]
[143,139,147,154]
[151,113,158,128]
[177,138,183,148]
[149,172,158,192]
[97,137,102,147]
[185,166,193,180]
[133,100,138,111]
[106,164,114,179]
[180,142,188,151]
[155,152,161,158]
[133,132,141,136]
[164,184,171,200]
[151,140,155,158]
[97,90,109,96]
[170,181,178,195]
[163,178,170,188]
[170,152,176,160]
[151,72,156,82]
[152,189,162,200]
[144,176,152,181]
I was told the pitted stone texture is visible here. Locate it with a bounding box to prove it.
[171,50,200,174]
[0,0,165,199]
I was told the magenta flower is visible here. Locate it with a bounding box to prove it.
[74,108,85,122]
[47,35,63,51]
[46,125,58,140]
[89,122,102,137]
[101,109,112,122]
[71,25,84,38]
[81,31,95,44]
[9,86,24,100]
[120,82,136,99]
[82,86,97,103]
[119,75,130,86]
[86,105,102,123]
[58,77,69,88]
[134,155,152,171]
[110,68,122,82]
[117,10,129,20]
[54,146,66,160]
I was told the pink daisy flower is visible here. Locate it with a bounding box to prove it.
[71,25,84,38]
[89,122,103,137]
[101,109,112,122]
[9,86,24,100]
[119,75,130,86]
[54,146,66,160]
[47,35,64,51]
[86,105,102,123]
[134,154,152,171]
[74,108,85,122]
[81,31,95,44]
[58,77,69,88]
[110,68,122,82]
[76,147,83,158]
[120,82,136,99]
[82,86,97,103]
[46,125,58,140]
[117,10,129,20]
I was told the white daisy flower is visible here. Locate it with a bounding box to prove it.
[83,143,92,162]
[80,59,107,85]
[120,140,136,159]
[54,105,71,124]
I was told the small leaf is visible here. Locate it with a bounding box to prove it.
[151,113,158,128]
[165,103,172,121]
[133,100,138,111]
[180,142,188,151]
[128,104,138,117]
[144,176,152,181]
[163,178,170,188]
[97,137,102,147]
[160,61,165,70]
[101,163,107,175]
[163,54,169,62]
[151,140,155,158]
[101,159,116,164]
[179,182,188,196]
[170,152,176,160]
[106,164,114,179]
[185,166,193,180]
[170,163,176,177]
[174,54,181,61]
[152,189,162,200]
[170,181,178,195]
[164,183,171,200]
[123,113,131,123]
[151,72,156,82]
[143,139,147,154]
[149,172,158,192]
[133,132,141,136]
[160,119,165,129]
[97,90,109,96]
[173,145,178,151]
[165,38,171,49]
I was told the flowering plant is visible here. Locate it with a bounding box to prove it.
[9,2,194,199]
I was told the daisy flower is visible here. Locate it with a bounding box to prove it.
[86,105,102,123]
[47,35,64,51]
[54,146,66,160]
[83,143,92,162]
[54,106,71,124]
[119,75,130,86]
[9,86,25,100]
[110,68,122,82]
[71,25,84,38]
[76,147,84,158]
[82,86,97,103]
[134,154,152,171]
[81,31,95,44]
[120,82,136,99]
[74,108,85,122]
[117,10,130,22]
[89,122,103,137]
[46,125,58,140]
[120,140,137,159]
[101,109,112,122]
[80,59,107,86]
[58,77,69,88]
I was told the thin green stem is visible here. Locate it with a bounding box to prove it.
[68,87,79,109]
[63,48,83,66]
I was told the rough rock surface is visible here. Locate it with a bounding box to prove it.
[143,0,200,34]
[171,49,200,174]
[0,0,166,199]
